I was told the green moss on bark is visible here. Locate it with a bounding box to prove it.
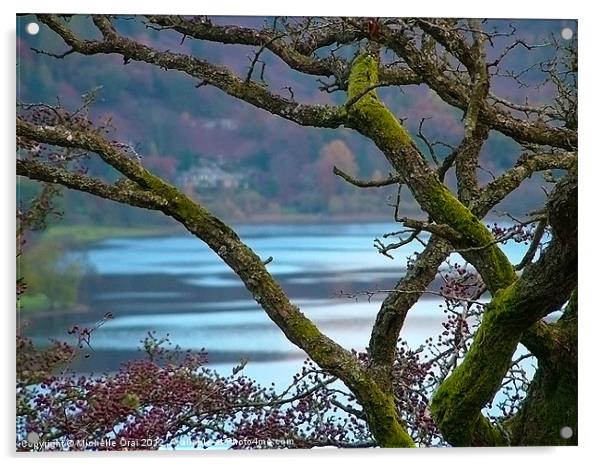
[506,290,577,445]
[357,384,416,448]
[431,285,522,446]
[506,361,577,446]
[346,54,413,150]
[346,54,516,292]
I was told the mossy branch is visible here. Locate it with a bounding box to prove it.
[431,176,577,446]
[345,53,577,447]
[345,53,516,292]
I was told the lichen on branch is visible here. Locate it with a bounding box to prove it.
[345,53,516,292]
[346,53,413,150]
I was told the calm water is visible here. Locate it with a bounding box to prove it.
[23,222,530,388]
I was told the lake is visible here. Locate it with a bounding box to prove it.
[22,222,530,389]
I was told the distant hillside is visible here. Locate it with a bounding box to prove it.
[16,16,575,225]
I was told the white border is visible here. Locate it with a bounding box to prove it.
[7,0,581,18]
[3,1,599,465]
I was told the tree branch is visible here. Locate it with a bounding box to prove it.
[37,15,347,129]
[346,53,516,293]
[333,165,401,188]
[145,15,340,79]
[17,159,168,210]
[368,236,451,389]
[514,219,547,271]
[431,173,577,446]
[378,26,577,150]
[455,19,490,202]
[480,151,577,211]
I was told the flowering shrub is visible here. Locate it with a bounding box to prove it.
[17,329,376,450]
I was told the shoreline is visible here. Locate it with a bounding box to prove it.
[37,213,515,244]
[31,215,402,248]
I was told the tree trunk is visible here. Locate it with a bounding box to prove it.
[508,291,578,446]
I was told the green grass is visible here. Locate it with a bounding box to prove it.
[17,225,180,313]
[40,225,178,245]
[18,224,180,313]
[17,293,51,312]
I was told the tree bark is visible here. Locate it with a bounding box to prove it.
[509,291,578,445]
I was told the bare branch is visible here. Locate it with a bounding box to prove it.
[37,15,347,129]
[514,219,547,271]
[416,117,439,166]
[489,93,559,119]
[378,27,576,149]
[480,151,577,211]
[338,288,486,307]
[455,19,490,203]
[333,165,401,188]
[399,218,462,243]
[488,39,552,68]
[373,229,421,259]
[17,159,168,210]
